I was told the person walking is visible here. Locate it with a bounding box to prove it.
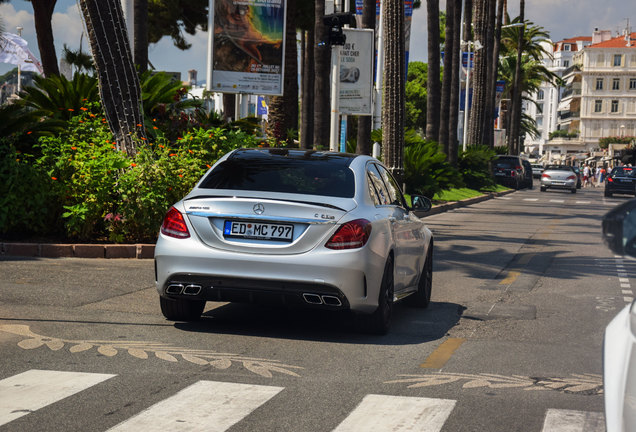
[583,164,591,187]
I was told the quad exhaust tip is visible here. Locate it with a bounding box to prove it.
[166,284,202,296]
[166,284,184,295]
[302,293,342,307]
[183,285,202,296]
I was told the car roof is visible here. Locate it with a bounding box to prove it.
[228,148,358,167]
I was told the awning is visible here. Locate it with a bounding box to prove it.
[557,99,571,112]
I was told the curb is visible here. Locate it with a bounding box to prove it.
[0,190,514,259]
[0,243,155,260]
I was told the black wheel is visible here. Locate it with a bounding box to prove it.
[360,255,394,335]
[160,296,205,321]
[408,246,432,308]
[605,190,612,198]
[540,186,546,192]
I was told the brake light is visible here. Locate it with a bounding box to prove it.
[325,219,372,250]
[566,175,576,180]
[515,165,522,170]
[608,177,614,182]
[542,173,551,179]
[510,171,516,177]
[161,207,190,239]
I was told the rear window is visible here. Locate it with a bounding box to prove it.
[199,154,356,198]
[545,165,573,171]
[613,167,636,177]
[494,159,518,169]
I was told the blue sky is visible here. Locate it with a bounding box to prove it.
[1,0,633,81]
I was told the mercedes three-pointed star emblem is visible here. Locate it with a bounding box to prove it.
[253,203,265,215]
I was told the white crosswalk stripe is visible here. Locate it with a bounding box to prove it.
[0,369,115,427]
[542,409,605,431]
[0,370,606,431]
[107,380,283,432]
[332,394,455,432]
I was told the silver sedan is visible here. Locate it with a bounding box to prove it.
[155,148,434,334]
[540,165,577,193]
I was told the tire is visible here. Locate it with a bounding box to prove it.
[605,190,612,198]
[160,296,205,321]
[571,188,576,194]
[408,246,432,308]
[540,186,546,192]
[360,255,395,335]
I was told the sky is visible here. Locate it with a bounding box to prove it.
[0,0,634,81]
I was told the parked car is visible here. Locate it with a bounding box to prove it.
[520,159,533,189]
[492,155,528,190]
[531,163,544,178]
[539,165,577,193]
[605,166,636,197]
[602,200,636,430]
[155,148,434,334]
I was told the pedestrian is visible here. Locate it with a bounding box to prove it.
[583,164,590,187]
[599,166,606,183]
[595,166,602,186]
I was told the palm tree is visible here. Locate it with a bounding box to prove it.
[313,0,330,149]
[486,0,505,147]
[507,0,524,154]
[425,0,440,142]
[30,0,60,76]
[299,1,315,149]
[382,0,406,180]
[447,0,462,164]
[134,0,148,72]
[438,0,455,155]
[79,0,146,156]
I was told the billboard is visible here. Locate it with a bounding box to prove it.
[211,0,287,95]
[339,29,374,116]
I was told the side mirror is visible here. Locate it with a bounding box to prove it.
[602,199,636,256]
[411,195,432,212]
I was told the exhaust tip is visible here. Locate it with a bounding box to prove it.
[322,295,342,307]
[303,293,323,305]
[183,285,202,296]
[166,284,184,295]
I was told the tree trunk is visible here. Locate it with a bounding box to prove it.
[300,29,315,149]
[425,0,440,142]
[134,0,148,73]
[438,0,455,155]
[80,0,145,156]
[448,0,462,164]
[467,0,488,147]
[508,0,524,154]
[313,0,331,149]
[356,0,375,155]
[31,0,59,76]
[268,0,299,145]
[488,0,504,147]
[382,0,406,181]
[482,0,496,148]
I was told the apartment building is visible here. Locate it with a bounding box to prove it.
[528,28,636,163]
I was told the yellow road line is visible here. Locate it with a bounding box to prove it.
[499,271,521,285]
[420,338,466,369]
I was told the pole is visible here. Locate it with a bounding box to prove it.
[16,26,23,94]
[462,42,471,151]
[206,0,214,92]
[340,0,351,153]
[329,1,343,151]
[458,0,465,145]
[372,0,385,158]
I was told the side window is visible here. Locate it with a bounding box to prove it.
[366,173,381,206]
[375,164,406,207]
[367,165,390,205]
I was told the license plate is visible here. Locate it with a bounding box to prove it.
[223,220,294,242]
[495,172,505,176]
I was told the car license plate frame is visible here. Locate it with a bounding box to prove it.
[223,220,294,242]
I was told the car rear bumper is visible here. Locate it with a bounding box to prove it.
[606,183,636,194]
[541,179,576,189]
[155,234,387,314]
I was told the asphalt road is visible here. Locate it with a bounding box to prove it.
[0,184,628,431]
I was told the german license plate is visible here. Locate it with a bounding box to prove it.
[223,220,294,241]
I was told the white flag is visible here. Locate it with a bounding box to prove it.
[0,33,43,74]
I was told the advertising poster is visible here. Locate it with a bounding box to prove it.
[339,29,374,116]
[212,0,287,95]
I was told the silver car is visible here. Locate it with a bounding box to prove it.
[155,148,434,334]
[539,165,577,193]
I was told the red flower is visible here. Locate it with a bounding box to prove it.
[51,176,57,181]
[80,107,88,111]
[68,108,74,111]
[130,163,137,167]
[71,146,77,150]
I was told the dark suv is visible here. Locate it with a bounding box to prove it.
[493,156,531,189]
[605,166,636,197]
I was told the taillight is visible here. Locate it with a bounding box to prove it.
[510,171,516,177]
[515,165,522,170]
[566,175,576,180]
[161,207,190,239]
[325,219,372,250]
[608,177,614,182]
[542,173,551,179]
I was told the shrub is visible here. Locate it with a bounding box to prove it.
[403,135,462,198]
[458,145,497,190]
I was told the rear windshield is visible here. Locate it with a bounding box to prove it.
[612,167,636,177]
[199,155,356,198]
[494,159,518,169]
[544,165,573,171]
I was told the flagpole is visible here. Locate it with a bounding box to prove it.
[16,26,23,93]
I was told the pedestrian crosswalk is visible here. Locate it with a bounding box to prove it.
[0,369,606,431]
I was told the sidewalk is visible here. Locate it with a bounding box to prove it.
[1,189,515,259]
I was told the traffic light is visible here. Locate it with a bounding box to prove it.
[323,13,355,46]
